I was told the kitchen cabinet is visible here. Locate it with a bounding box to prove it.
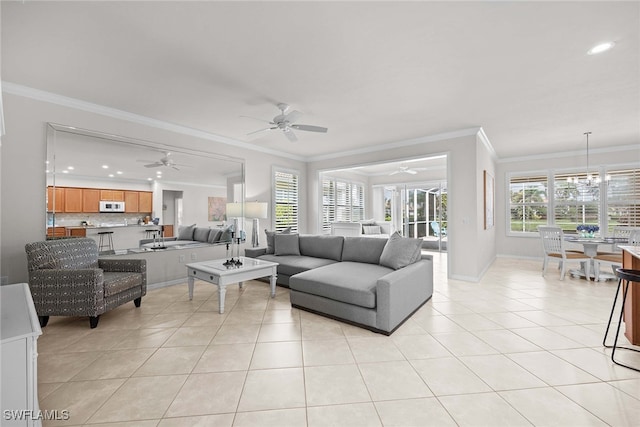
[1,283,42,427]
[100,190,125,201]
[64,187,83,212]
[47,186,65,212]
[83,189,101,213]
[163,224,174,237]
[139,191,153,213]
[47,226,66,237]
[68,228,87,237]
[124,191,139,212]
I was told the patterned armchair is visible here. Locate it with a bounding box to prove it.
[25,238,146,328]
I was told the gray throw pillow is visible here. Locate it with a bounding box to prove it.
[219,226,233,243]
[265,227,291,254]
[379,231,423,270]
[177,224,196,240]
[274,233,300,256]
[207,229,222,243]
[193,227,211,242]
[362,225,381,235]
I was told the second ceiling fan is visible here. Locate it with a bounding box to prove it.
[246,103,328,142]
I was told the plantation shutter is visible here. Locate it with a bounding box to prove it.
[274,170,299,233]
[607,168,640,231]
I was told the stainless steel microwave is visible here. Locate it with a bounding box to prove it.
[99,201,125,212]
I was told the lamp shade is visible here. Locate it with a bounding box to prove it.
[226,202,243,218]
[245,202,268,219]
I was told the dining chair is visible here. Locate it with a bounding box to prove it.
[595,229,640,281]
[538,226,591,280]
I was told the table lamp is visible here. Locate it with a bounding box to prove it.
[245,201,268,248]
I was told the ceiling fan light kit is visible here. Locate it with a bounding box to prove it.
[246,103,328,142]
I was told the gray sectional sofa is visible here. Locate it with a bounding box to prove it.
[245,233,433,334]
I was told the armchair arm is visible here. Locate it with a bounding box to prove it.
[28,269,105,316]
[245,247,267,258]
[375,259,433,332]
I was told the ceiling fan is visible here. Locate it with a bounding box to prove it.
[389,165,429,175]
[245,103,328,142]
[138,152,188,171]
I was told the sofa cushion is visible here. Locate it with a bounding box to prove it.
[275,233,301,256]
[290,262,393,309]
[25,238,99,271]
[193,227,211,243]
[102,271,142,297]
[299,235,344,261]
[265,227,291,254]
[177,224,196,240]
[208,229,222,243]
[258,254,338,277]
[362,225,382,235]
[379,232,423,270]
[342,237,388,264]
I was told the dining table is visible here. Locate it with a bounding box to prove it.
[564,236,627,281]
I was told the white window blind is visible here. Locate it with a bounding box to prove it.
[274,169,299,233]
[321,177,365,233]
[607,168,640,232]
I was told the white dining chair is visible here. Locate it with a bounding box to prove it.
[538,226,592,280]
[595,229,640,281]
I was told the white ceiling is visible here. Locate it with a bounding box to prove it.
[2,1,639,161]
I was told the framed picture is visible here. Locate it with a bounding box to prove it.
[208,197,227,221]
[484,170,494,230]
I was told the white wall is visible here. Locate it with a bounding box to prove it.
[0,93,306,284]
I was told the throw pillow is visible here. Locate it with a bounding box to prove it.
[379,231,423,270]
[274,233,300,256]
[219,225,234,243]
[362,225,382,235]
[207,229,222,243]
[193,227,211,242]
[177,224,196,240]
[359,218,377,233]
[265,227,291,254]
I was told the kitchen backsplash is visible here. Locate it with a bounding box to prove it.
[47,213,155,227]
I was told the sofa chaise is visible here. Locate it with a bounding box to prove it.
[245,233,433,334]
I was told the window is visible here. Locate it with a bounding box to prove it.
[607,168,640,232]
[321,176,365,233]
[273,169,299,232]
[509,166,640,234]
[509,175,548,232]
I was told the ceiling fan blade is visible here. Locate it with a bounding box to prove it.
[247,127,275,136]
[284,110,303,123]
[283,128,298,142]
[291,124,328,133]
[144,162,163,168]
[407,170,417,175]
[389,170,400,176]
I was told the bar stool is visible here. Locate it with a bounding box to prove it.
[144,229,159,239]
[97,231,114,252]
[603,268,640,372]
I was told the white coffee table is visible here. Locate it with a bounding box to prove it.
[186,257,279,313]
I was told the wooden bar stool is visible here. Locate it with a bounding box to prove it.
[97,231,114,252]
[603,268,640,372]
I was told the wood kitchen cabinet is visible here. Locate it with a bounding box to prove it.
[83,188,101,212]
[100,190,125,201]
[162,224,174,237]
[64,187,83,212]
[47,226,66,237]
[124,191,139,212]
[47,186,65,212]
[139,191,153,213]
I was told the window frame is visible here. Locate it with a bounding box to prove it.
[320,175,366,234]
[272,166,300,233]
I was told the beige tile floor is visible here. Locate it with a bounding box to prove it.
[36,253,640,426]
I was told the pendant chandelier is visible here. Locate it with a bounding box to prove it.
[567,132,610,186]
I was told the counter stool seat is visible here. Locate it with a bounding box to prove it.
[97,231,114,252]
[603,268,640,372]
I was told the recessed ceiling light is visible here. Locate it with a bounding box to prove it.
[102,165,109,169]
[108,174,114,178]
[147,177,153,181]
[588,41,615,55]
[67,166,74,170]
[116,171,123,175]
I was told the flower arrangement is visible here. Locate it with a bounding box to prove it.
[577,224,599,237]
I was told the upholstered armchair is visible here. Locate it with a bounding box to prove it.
[25,238,147,328]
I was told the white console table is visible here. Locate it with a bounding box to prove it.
[1,283,42,427]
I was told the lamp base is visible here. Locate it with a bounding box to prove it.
[251,218,260,248]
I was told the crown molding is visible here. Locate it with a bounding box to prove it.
[498,143,640,164]
[306,127,485,163]
[2,81,307,162]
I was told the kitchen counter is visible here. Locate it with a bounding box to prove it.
[65,223,162,230]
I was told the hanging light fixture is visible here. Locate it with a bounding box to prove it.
[568,132,610,187]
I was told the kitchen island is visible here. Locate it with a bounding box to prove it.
[56,223,170,252]
[620,245,640,345]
